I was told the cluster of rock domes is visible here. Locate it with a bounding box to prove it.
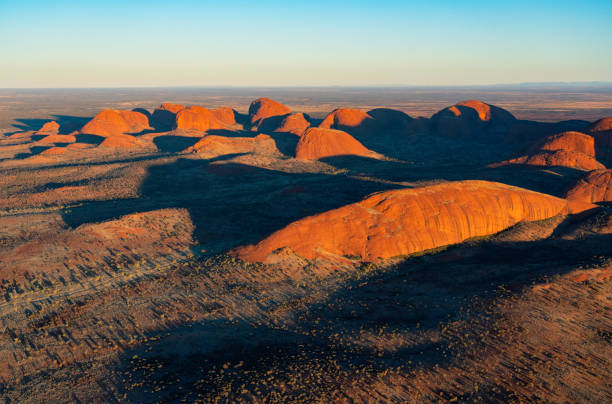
[25,97,611,265]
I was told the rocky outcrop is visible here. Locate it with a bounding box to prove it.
[430,100,516,140]
[247,98,291,128]
[98,134,150,149]
[36,134,77,144]
[532,131,595,156]
[497,151,605,171]
[36,121,60,135]
[589,117,612,149]
[491,131,604,171]
[295,127,381,160]
[174,106,227,132]
[188,134,278,158]
[151,103,185,130]
[271,113,311,135]
[80,110,151,137]
[566,169,612,204]
[233,181,567,263]
[211,107,237,126]
[319,108,375,135]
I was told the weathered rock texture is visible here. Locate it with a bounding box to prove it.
[174,106,227,132]
[81,109,150,137]
[566,169,612,204]
[492,131,604,171]
[188,134,278,158]
[151,103,185,130]
[589,117,612,149]
[37,134,77,144]
[272,113,311,134]
[80,110,150,137]
[532,131,596,156]
[248,98,291,128]
[36,121,60,134]
[98,134,150,149]
[211,107,237,126]
[233,180,567,263]
[295,127,380,160]
[319,108,375,134]
[430,100,516,140]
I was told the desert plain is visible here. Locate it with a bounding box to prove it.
[0,86,611,403]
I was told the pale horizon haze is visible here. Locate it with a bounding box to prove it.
[1,0,611,88]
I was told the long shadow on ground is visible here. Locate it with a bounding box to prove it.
[109,228,611,402]
[61,157,403,252]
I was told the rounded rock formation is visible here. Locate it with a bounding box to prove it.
[232,180,567,263]
[589,117,612,149]
[295,127,380,160]
[499,150,605,171]
[37,134,77,144]
[40,147,67,156]
[98,134,150,149]
[532,131,596,156]
[211,107,237,126]
[566,169,612,204]
[430,100,516,140]
[272,113,311,135]
[174,106,227,132]
[151,103,185,131]
[247,98,291,128]
[80,110,151,137]
[36,121,60,134]
[319,108,375,135]
[189,134,278,158]
[491,130,604,171]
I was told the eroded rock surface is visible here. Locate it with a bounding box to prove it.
[233,180,567,263]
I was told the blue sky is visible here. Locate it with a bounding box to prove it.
[0,0,611,87]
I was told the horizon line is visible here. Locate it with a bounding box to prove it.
[2,81,612,91]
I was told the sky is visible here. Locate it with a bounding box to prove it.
[0,0,611,88]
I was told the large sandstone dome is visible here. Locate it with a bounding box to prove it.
[532,131,596,156]
[36,134,76,144]
[98,133,152,149]
[295,127,380,160]
[151,103,185,130]
[36,121,60,135]
[367,108,414,132]
[188,134,278,158]
[270,112,311,135]
[492,130,604,171]
[319,108,375,135]
[232,180,567,263]
[174,106,227,132]
[430,100,516,140]
[247,98,291,128]
[566,169,612,204]
[211,107,237,126]
[80,109,151,137]
[501,151,605,171]
[589,117,612,148]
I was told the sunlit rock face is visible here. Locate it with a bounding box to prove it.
[188,134,278,158]
[295,127,381,160]
[566,169,612,204]
[247,97,291,128]
[430,100,516,140]
[151,103,185,130]
[233,180,568,263]
[80,110,151,137]
[491,131,605,171]
[174,106,227,132]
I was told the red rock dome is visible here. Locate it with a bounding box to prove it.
[295,127,381,160]
[232,181,567,263]
[80,110,150,137]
